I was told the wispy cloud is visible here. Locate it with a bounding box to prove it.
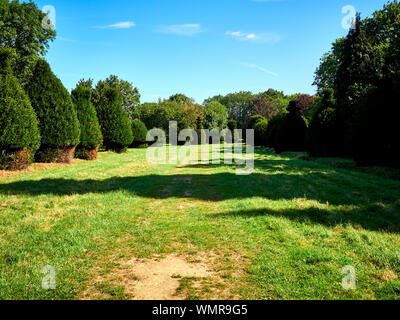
[241,62,278,76]
[96,21,136,29]
[156,24,203,36]
[226,31,280,43]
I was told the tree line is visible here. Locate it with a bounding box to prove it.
[1,0,398,170]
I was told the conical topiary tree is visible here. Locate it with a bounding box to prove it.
[71,85,103,160]
[0,48,41,170]
[26,59,81,163]
[95,83,133,152]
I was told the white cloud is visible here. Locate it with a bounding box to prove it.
[96,21,136,29]
[226,31,280,43]
[241,62,278,77]
[157,24,203,36]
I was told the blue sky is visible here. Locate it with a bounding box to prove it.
[35,0,388,103]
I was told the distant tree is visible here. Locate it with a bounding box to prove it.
[250,95,280,120]
[168,93,195,105]
[248,115,266,130]
[71,85,103,160]
[0,0,56,86]
[0,48,40,170]
[95,84,133,152]
[93,75,140,113]
[26,59,80,163]
[290,94,316,117]
[202,101,228,130]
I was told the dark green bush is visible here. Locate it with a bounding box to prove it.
[131,119,148,148]
[248,115,266,129]
[254,120,268,146]
[274,101,308,154]
[71,85,103,159]
[0,48,40,170]
[95,84,133,152]
[25,59,80,162]
[265,114,285,149]
[306,88,341,157]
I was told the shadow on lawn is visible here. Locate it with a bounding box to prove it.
[1,151,399,233]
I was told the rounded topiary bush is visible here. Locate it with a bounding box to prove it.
[71,85,103,160]
[254,120,268,146]
[26,59,80,163]
[130,119,148,148]
[95,84,133,153]
[275,101,308,154]
[0,48,41,170]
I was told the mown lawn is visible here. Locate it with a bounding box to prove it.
[0,145,399,300]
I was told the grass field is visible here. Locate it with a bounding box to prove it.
[0,145,400,300]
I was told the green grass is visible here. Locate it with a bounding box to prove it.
[0,146,399,300]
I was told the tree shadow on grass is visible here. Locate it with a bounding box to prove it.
[211,206,400,234]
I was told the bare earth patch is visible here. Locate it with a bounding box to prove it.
[82,254,214,300]
[81,251,245,300]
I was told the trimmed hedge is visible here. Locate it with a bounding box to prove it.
[0,48,40,170]
[95,84,133,152]
[71,85,103,160]
[130,119,148,148]
[26,59,80,163]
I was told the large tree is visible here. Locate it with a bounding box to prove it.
[26,59,81,163]
[71,85,103,160]
[95,83,133,152]
[0,0,56,86]
[0,47,40,170]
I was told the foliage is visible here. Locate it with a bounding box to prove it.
[130,119,148,148]
[250,95,280,121]
[253,120,268,146]
[94,83,133,152]
[307,89,339,157]
[313,38,345,94]
[25,59,80,161]
[312,1,400,167]
[168,93,195,105]
[0,48,40,168]
[204,91,253,127]
[202,101,228,130]
[71,84,103,154]
[265,114,285,149]
[248,115,266,129]
[93,76,140,116]
[0,0,56,87]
